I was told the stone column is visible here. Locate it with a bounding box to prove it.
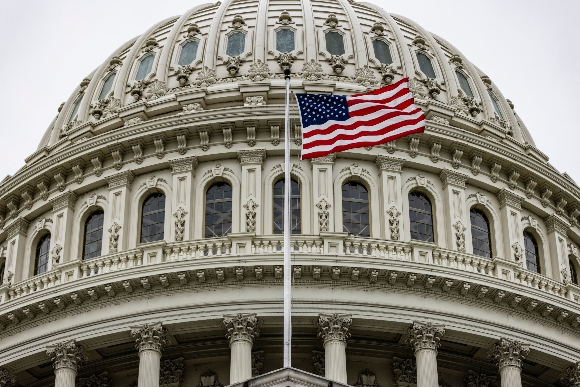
[169,157,198,242]
[317,313,352,384]
[0,367,17,387]
[545,214,571,282]
[223,313,259,384]
[407,321,445,387]
[375,156,405,240]
[131,322,170,387]
[106,171,134,252]
[311,154,336,234]
[496,190,525,266]
[50,191,78,266]
[561,362,580,387]
[489,338,530,387]
[439,169,469,252]
[238,149,266,234]
[46,340,87,387]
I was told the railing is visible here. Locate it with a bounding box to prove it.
[1,234,578,305]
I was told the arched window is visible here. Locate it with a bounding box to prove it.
[273,178,301,234]
[409,191,434,242]
[276,29,295,53]
[178,41,199,66]
[523,231,541,273]
[67,94,84,123]
[416,52,436,79]
[456,71,474,98]
[205,182,233,238]
[98,72,116,100]
[83,210,104,260]
[488,90,505,120]
[325,31,345,56]
[35,234,51,275]
[470,208,492,258]
[135,54,155,81]
[140,193,166,243]
[372,40,393,65]
[226,32,246,57]
[342,182,370,237]
[570,260,578,285]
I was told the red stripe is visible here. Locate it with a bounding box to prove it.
[350,78,408,97]
[303,107,422,138]
[350,99,415,117]
[348,86,412,107]
[302,127,425,159]
[303,115,426,149]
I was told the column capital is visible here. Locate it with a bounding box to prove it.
[545,214,570,235]
[50,190,78,212]
[317,313,352,345]
[489,338,530,371]
[223,313,259,345]
[561,362,580,387]
[131,322,170,354]
[6,217,29,239]
[0,368,16,387]
[311,153,336,164]
[496,189,523,210]
[46,340,87,372]
[106,170,135,190]
[375,155,405,173]
[169,156,198,174]
[439,169,468,189]
[237,149,266,164]
[407,321,445,353]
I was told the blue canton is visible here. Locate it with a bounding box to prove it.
[296,93,350,127]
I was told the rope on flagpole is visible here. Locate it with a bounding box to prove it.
[283,68,292,368]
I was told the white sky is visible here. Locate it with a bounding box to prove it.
[0,0,579,184]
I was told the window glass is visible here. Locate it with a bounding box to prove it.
[372,40,393,65]
[488,90,505,120]
[205,182,233,238]
[67,94,83,123]
[342,182,370,237]
[83,210,104,260]
[325,31,345,56]
[570,260,578,285]
[470,208,492,258]
[416,52,436,79]
[276,29,295,53]
[226,32,246,57]
[178,41,199,66]
[456,71,474,98]
[0,264,4,285]
[35,234,51,275]
[409,192,434,242]
[140,193,166,243]
[273,178,301,234]
[523,231,541,273]
[135,54,155,81]
[98,72,116,100]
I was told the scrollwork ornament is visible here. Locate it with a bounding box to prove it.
[193,66,217,88]
[131,322,170,354]
[317,313,352,345]
[560,362,580,387]
[80,371,112,387]
[301,60,324,81]
[489,338,530,371]
[247,60,270,81]
[465,370,496,387]
[275,52,297,70]
[47,340,87,372]
[316,199,331,232]
[159,358,185,386]
[329,55,347,74]
[175,65,195,85]
[244,199,258,233]
[453,221,466,252]
[407,322,445,353]
[223,313,259,345]
[174,207,188,242]
[387,206,401,240]
[224,56,243,75]
[108,222,121,254]
[379,63,397,84]
[352,66,379,89]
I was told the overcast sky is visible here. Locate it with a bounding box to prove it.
[0,0,579,184]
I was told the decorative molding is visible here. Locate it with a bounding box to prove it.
[407,321,445,352]
[545,214,570,235]
[178,102,203,115]
[160,357,184,386]
[387,206,401,240]
[173,207,188,242]
[46,340,87,372]
[317,313,352,344]
[223,313,259,345]
[496,189,523,210]
[310,153,336,164]
[245,96,265,107]
[489,338,529,371]
[50,191,78,212]
[355,369,380,387]
[130,322,170,354]
[0,368,16,387]
[238,149,266,164]
[169,156,198,174]
[244,199,258,233]
[252,351,264,377]
[465,370,496,387]
[316,199,331,232]
[439,169,468,189]
[79,371,112,387]
[560,362,580,387]
[453,221,466,252]
[199,370,223,387]
[312,350,325,376]
[247,60,270,81]
[375,155,405,172]
[392,357,416,385]
[108,222,121,254]
[6,217,29,239]
[106,171,135,190]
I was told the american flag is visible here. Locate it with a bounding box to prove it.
[295,78,425,159]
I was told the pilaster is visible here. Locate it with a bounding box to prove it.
[5,217,29,283]
[169,157,198,242]
[317,313,351,384]
[47,340,87,387]
[131,322,170,387]
[544,214,571,282]
[496,189,525,266]
[439,169,469,252]
[407,322,445,387]
[224,313,259,383]
[376,156,405,240]
[106,171,134,253]
[50,191,78,267]
[311,154,336,234]
[489,338,529,387]
[238,150,266,234]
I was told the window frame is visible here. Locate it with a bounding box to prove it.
[34,233,51,276]
[133,53,157,81]
[455,69,475,98]
[415,51,437,79]
[82,209,105,260]
[204,182,234,239]
[523,230,542,274]
[175,38,204,68]
[218,26,253,62]
[408,190,435,243]
[140,193,167,244]
[341,180,371,238]
[273,177,301,235]
[97,72,116,101]
[317,23,353,61]
[487,88,506,121]
[469,207,493,258]
[268,25,303,59]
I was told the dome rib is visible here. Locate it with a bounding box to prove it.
[300,0,317,61]
[335,0,367,68]
[203,0,235,70]
[254,0,269,62]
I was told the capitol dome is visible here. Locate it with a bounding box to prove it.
[0,0,579,386]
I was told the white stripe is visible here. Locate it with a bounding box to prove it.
[347,81,408,101]
[348,96,416,113]
[302,121,424,156]
[303,110,424,142]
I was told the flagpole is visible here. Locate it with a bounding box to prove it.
[283,68,292,368]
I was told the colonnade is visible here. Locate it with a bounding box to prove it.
[27,316,579,387]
